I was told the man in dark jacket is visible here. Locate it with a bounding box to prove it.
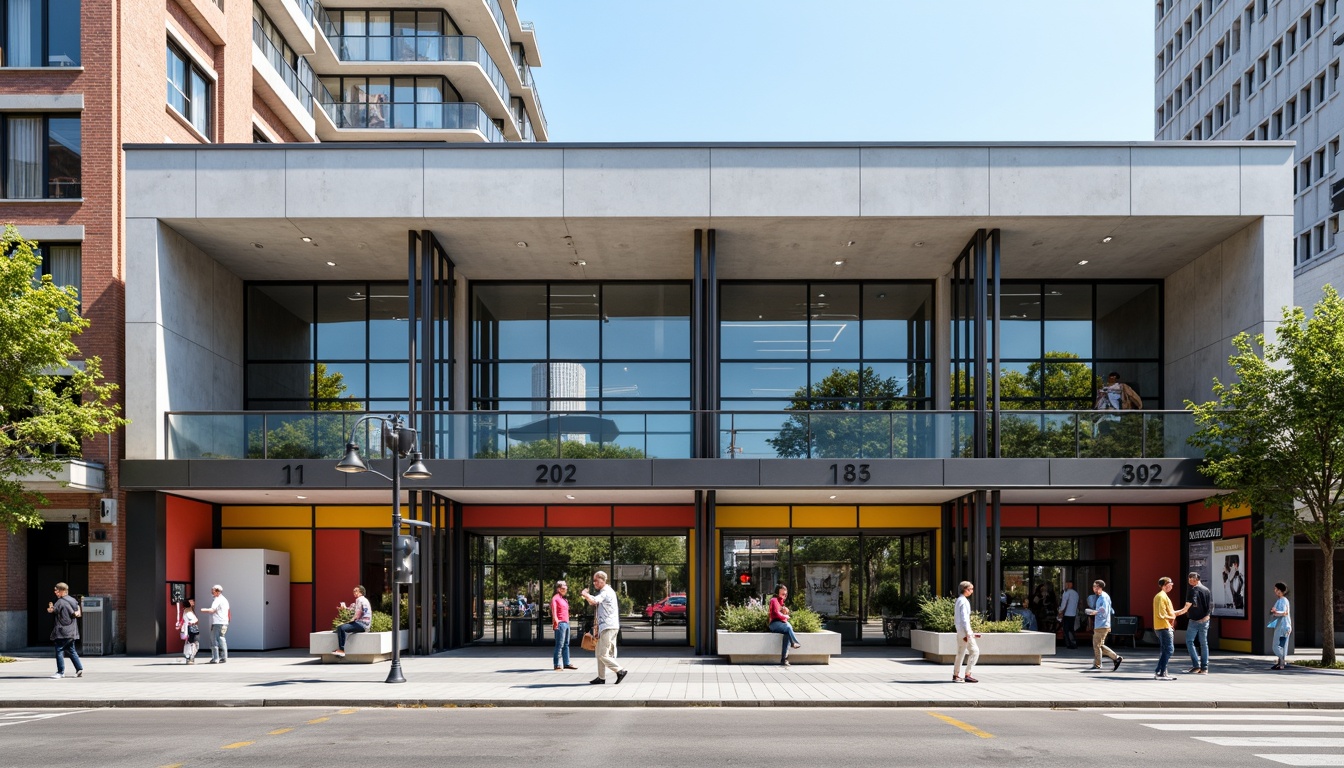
[47,582,83,679]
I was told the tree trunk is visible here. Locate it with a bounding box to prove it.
[1323,545,1336,666]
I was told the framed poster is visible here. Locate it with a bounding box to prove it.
[1212,536,1246,618]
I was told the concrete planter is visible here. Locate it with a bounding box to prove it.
[715,629,842,664]
[309,629,408,663]
[910,629,1056,665]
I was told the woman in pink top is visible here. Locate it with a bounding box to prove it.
[551,581,577,670]
[768,583,802,666]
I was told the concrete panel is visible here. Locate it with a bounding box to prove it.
[424,147,563,218]
[987,146,1130,216]
[709,147,860,217]
[284,148,425,218]
[1191,244,1224,352]
[163,328,218,414]
[562,148,709,217]
[1164,256,1198,363]
[196,149,287,218]
[211,353,243,411]
[212,260,245,366]
[124,322,167,460]
[126,150,196,218]
[1239,146,1295,216]
[158,225,216,353]
[859,147,991,216]
[125,218,164,325]
[0,93,82,110]
[13,224,83,241]
[1130,146,1241,216]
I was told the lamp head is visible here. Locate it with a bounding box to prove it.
[336,443,369,473]
[403,452,431,480]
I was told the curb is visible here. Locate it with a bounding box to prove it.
[4,699,1342,710]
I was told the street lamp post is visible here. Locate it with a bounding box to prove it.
[336,414,431,684]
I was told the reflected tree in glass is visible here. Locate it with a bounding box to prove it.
[768,366,905,458]
[248,363,362,458]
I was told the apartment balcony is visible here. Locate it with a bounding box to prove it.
[163,410,1198,462]
[311,28,520,140]
[313,91,504,142]
[256,0,317,55]
[516,59,547,140]
[16,459,106,493]
[253,19,319,141]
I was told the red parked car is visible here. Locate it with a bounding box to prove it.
[643,594,688,624]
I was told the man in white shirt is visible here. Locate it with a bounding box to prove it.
[579,571,627,685]
[199,584,231,664]
[1057,581,1080,649]
[953,581,979,683]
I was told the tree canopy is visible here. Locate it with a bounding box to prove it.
[768,366,905,458]
[0,226,127,533]
[1187,285,1344,664]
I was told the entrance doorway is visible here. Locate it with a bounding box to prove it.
[28,521,88,647]
[468,532,689,646]
[1000,535,1112,635]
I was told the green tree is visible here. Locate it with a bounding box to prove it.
[768,366,905,458]
[1187,285,1344,665]
[0,226,127,533]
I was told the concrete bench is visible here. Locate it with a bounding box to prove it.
[911,629,1057,665]
[308,630,406,664]
[715,629,842,664]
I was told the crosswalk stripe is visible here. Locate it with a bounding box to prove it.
[1196,737,1344,747]
[1254,756,1344,766]
[1109,714,1344,722]
[1144,724,1344,732]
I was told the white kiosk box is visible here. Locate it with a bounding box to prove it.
[195,549,291,650]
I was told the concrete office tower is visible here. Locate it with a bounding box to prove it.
[0,0,548,652]
[1155,0,1342,306]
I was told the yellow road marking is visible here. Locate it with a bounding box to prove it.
[222,742,255,749]
[158,764,185,767]
[307,717,329,724]
[337,709,358,715]
[927,711,995,739]
[268,728,293,735]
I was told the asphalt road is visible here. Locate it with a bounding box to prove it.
[3,706,1340,767]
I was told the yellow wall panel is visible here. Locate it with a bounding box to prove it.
[1219,639,1251,653]
[791,506,857,528]
[1222,503,1252,520]
[859,505,941,529]
[316,506,393,529]
[220,529,313,582]
[221,506,312,528]
[715,506,789,528]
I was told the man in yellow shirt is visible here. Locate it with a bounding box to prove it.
[1152,576,1177,681]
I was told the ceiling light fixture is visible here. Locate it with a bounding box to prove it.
[296,495,307,500]
[326,261,337,267]
[565,494,576,500]
[1077,259,1089,265]
[914,241,925,247]
[1066,497,1078,502]
[845,241,855,247]
[572,260,586,267]
[1101,236,1113,243]
[516,241,527,248]
[829,495,838,500]
[301,236,313,243]
[833,260,845,266]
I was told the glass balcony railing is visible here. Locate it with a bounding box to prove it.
[318,98,504,142]
[485,0,511,48]
[289,0,315,24]
[165,409,1202,461]
[518,108,534,141]
[253,19,314,110]
[518,60,547,132]
[322,33,511,108]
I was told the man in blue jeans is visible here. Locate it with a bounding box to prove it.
[1174,571,1212,674]
[333,585,372,658]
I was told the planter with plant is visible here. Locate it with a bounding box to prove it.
[308,607,408,663]
[909,596,1055,665]
[715,603,841,664]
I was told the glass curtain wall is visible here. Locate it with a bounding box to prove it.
[324,9,460,61]
[720,282,933,459]
[470,533,689,646]
[471,282,692,458]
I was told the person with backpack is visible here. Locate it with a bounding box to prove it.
[46,582,83,679]
[178,598,201,664]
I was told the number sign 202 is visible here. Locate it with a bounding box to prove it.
[535,463,577,484]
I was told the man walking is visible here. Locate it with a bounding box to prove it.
[952,581,979,683]
[1057,580,1079,649]
[47,583,83,679]
[1152,577,1177,680]
[199,584,231,664]
[1174,571,1212,674]
[1085,579,1123,671]
[332,585,371,658]
[579,571,627,685]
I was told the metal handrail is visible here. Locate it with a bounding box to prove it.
[319,100,504,142]
[322,33,511,108]
[253,19,313,109]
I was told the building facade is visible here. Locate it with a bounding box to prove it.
[1154,0,1342,304]
[119,141,1300,657]
[0,0,546,651]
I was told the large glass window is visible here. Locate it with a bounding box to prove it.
[2,114,79,199]
[3,0,79,67]
[319,75,460,130]
[166,41,211,138]
[324,9,460,61]
[719,282,934,411]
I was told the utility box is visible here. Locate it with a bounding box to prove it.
[80,595,114,655]
[195,549,291,650]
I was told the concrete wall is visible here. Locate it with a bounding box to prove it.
[125,219,244,459]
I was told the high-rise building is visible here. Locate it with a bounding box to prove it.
[1154,0,1342,304]
[0,0,547,650]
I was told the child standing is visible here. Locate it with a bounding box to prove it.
[178,598,200,664]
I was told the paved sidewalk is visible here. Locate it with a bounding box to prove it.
[2,644,1341,709]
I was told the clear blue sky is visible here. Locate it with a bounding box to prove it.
[521,1,1155,142]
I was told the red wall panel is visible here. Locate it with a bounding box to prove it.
[547,506,612,528]
[290,583,313,647]
[462,506,545,528]
[314,529,360,631]
[1111,506,1180,528]
[614,506,695,528]
[1127,529,1180,619]
[1187,502,1220,525]
[1039,506,1108,528]
[164,496,213,654]
[1000,506,1038,528]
